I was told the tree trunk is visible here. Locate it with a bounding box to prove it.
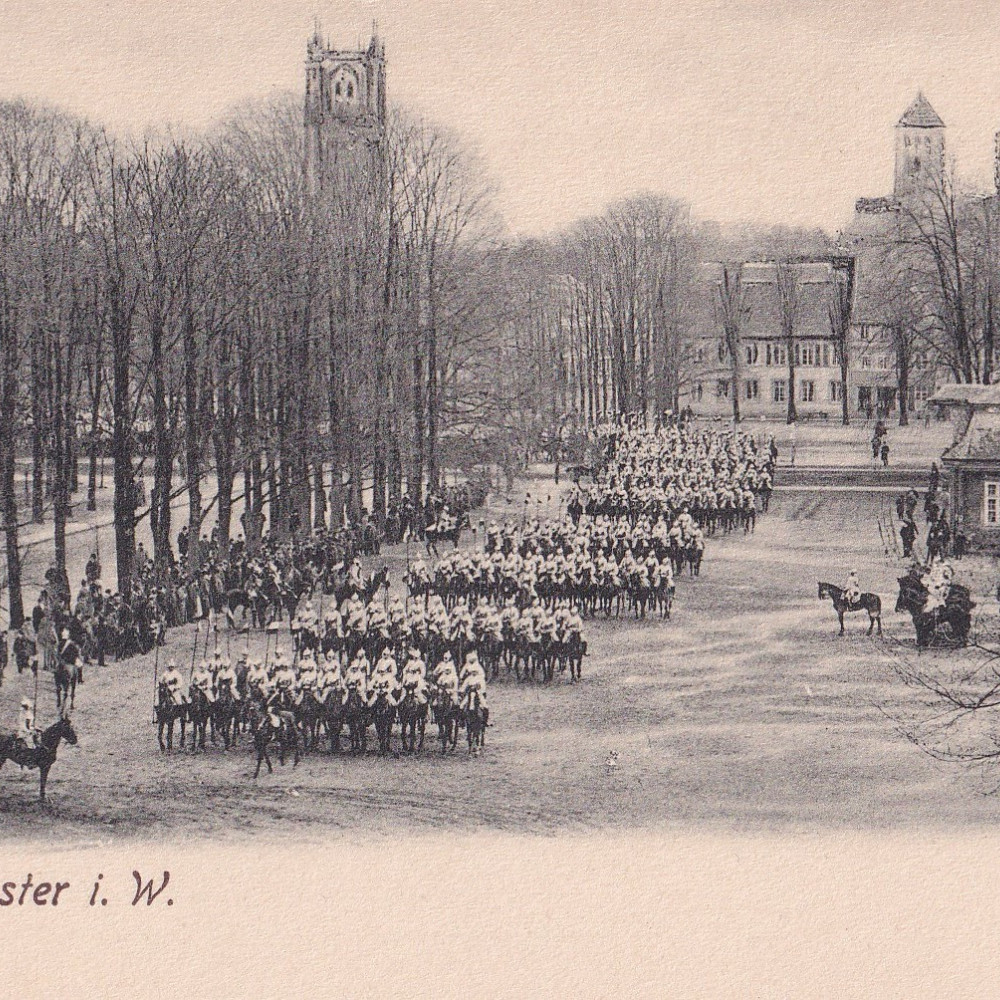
[0,286,24,629]
[183,296,203,573]
[51,333,71,603]
[786,349,797,424]
[87,353,102,511]
[150,309,173,569]
[312,462,327,531]
[111,294,137,598]
[897,326,910,428]
[31,340,44,524]
[411,334,424,507]
[426,297,439,492]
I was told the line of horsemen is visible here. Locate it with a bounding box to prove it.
[406,517,686,620]
[7,480,486,676]
[570,421,776,534]
[156,633,491,760]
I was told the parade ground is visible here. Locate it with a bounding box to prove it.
[1,462,998,842]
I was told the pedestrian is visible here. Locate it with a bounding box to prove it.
[900,519,916,559]
[880,441,889,467]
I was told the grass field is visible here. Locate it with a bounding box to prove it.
[2,472,999,842]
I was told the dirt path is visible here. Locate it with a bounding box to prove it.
[0,484,995,842]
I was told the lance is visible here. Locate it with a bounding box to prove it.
[32,634,40,722]
[190,619,201,681]
[151,637,160,723]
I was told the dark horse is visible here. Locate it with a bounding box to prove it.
[187,688,211,751]
[252,710,301,778]
[155,682,188,751]
[55,659,81,712]
[424,513,470,558]
[0,714,78,802]
[397,690,427,754]
[895,574,974,649]
[817,582,882,636]
[463,694,487,755]
[432,692,460,753]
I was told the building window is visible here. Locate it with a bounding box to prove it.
[862,356,872,369]
[716,379,730,399]
[800,380,815,402]
[766,343,787,366]
[830,381,842,402]
[745,379,759,400]
[986,481,1000,526]
[745,343,758,365]
[695,346,705,364]
[772,380,786,403]
[718,342,728,363]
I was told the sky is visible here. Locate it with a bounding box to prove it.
[3,0,1000,238]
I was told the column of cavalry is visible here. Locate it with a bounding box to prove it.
[149,420,775,763]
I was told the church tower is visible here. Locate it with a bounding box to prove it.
[894,92,945,202]
[304,26,387,198]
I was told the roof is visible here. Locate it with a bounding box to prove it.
[942,409,1000,461]
[898,92,945,129]
[929,384,1000,406]
[696,259,841,340]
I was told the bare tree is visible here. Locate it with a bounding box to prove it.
[775,259,801,423]
[715,262,749,424]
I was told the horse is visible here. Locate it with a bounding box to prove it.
[817,582,883,636]
[371,693,397,754]
[252,710,301,778]
[187,687,211,751]
[463,694,487,754]
[344,688,371,754]
[0,714,78,802]
[895,574,974,649]
[322,689,346,752]
[54,659,81,712]
[424,513,470,558]
[432,691,460,753]
[293,688,326,752]
[397,689,427,754]
[559,633,588,683]
[209,681,240,750]
[155,682,188,751]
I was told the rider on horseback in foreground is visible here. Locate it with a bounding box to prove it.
[844,569,862,609]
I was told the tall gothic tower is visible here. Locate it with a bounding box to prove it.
[894,92,945,202]
[304,26,387,198]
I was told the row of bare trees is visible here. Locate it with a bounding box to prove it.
[0,94,501,629]
[489,194,698,456]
